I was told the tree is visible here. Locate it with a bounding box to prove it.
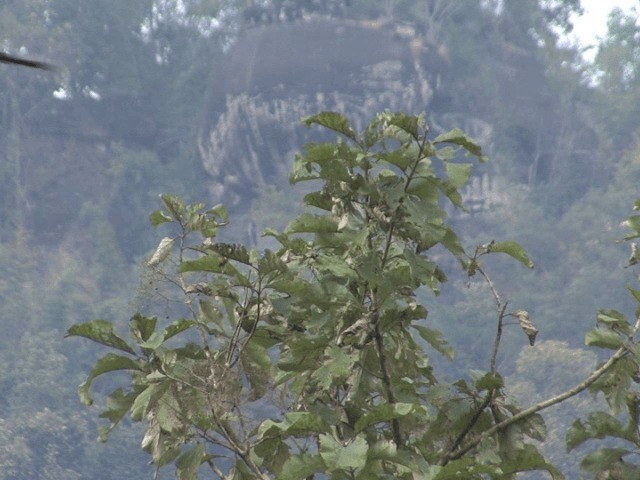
[68,111,640,478]
[589,6,640,158]
[506,340,603,476]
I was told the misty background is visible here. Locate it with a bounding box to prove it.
[1,0,640,478]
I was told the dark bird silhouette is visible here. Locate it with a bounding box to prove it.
[0,51,54,71]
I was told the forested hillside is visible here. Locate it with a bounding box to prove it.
[2,0,640,478]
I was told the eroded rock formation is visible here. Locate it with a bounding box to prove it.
[198,18,444,206]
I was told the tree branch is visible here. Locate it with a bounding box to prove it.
[442,264,506,461]
[374,322,403,447]
[441,316,640,464]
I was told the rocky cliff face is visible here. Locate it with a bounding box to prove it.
[198,18,442,206]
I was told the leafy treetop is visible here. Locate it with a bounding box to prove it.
[68,111,640,479]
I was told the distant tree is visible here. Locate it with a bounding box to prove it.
[507,340,603,476]
[589,6,640,157]
[69,111,640,478]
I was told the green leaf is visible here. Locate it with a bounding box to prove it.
[623,215,640,239]
[254,437,289,472]
[588,356,635,413]
[303,112,357,141]
[285,213,339,234]
[311,345,355,389]
[597,309,631,335]
[174,343,207,360]
[179,255,250,286]
[498,444,564,479]
[386,112,421,139]
[67,320,136,355]
[185,203,210,233]
[433,458,498,479]
[361,442,400,477]
[161,194,184,221]
[445,162,473,188]
[258,249,288,277]
[475,372,503,391]
[431,177,464,208]
[131,381,171,421]
[149,209,173,227]
[580,448,632,475]
[78,353,143,405]
[241,340,272,400]
[433,128,485,159]
[365,440,407,468]
[180,254,224,273]
[280,454,325,480]
[414,325,454,359]
[354,403,420,433]
[207,243,251,264]
[378,149,413,171]
[490,241,535,268]
[300,143,347,173]
[440,228,465,262]
[130,314,158,343]
[585,327,623,349]
[303,191,332,211]
[404,247,442,289]
[97,388,139,440]
[567,413,631,452]
[199,300,224,330]
[139,331,167,350]
[139,317,193,352]
[290,153,319,183]
[319,434,368,471]
[206,203,229,223]
[176,444,206,480]
[314,254,358,281]
[269,277,312,298]
[628,286,640,304]
[436,146,457,161]
[522,413,547,442]
[99,388,137,424]
[258,412,330,439]
[186,202,206,216]
[156,391,184,433]
[163,318,194,341]
[597,309,628,325]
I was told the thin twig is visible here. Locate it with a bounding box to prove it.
[211,413,269,480]
[445,392,493,461]
[234,277,263,364]
[476,262,501,309]
[490,303,508,374]
[374,323,403,447]
[206,458,227,479]
[226,281,253,367]
[442,265,507,461]
[174,224,214,357]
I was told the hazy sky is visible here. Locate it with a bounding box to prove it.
[572,0,638,56]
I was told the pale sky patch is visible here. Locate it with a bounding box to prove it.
[569,0,639,62]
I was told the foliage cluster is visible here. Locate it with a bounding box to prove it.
[70,112,640,479]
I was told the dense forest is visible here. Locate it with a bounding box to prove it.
[3,0,640,478]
